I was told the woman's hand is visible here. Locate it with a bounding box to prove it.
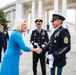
[35,48,42,54]
[30,48,42,54]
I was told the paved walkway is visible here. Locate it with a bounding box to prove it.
[19,51,76,75]
[1,34,76,75]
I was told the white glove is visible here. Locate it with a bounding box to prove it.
[41,44,45,48]
[34,42,38,46]
[47,54,54,60]
[49,59,54,68]
[47,54,54,68]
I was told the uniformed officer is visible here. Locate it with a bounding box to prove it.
[30,19,49,75]
[44,14,71,75]
[0,24,9,62]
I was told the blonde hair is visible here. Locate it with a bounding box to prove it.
[13,20,26,31]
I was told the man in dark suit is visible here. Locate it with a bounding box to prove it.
[30,19,49,75]
[0,24,9,62]
[43,14,71,75]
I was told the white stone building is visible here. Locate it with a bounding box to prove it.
[0,0,76,51]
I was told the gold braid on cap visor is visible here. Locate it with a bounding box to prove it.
[36,22,42,24]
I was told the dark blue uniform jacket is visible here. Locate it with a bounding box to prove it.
[45,26,71,67]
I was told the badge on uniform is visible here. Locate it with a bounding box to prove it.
[4,31,6,34]
[55,31,60,38]
[41,31,45,35]
[34,33,36,36]
[54,40,57,43]
[42,37,44,39]
[64,37,68,44]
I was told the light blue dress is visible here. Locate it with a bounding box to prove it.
[0,30,30,75]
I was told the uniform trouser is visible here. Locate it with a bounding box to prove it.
[33,52,46,75]
[0,45,7,62]
[50,67,63,75]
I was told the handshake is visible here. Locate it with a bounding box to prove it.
[20,48,42,55]
[34,48,42,54]
[33,42,44,54]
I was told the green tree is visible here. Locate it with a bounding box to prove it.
[0,9,9,30]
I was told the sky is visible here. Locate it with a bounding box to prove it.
[0,0,16,7]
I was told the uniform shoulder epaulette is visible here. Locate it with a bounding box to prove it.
[42,29,47,32]
[61,27,68,32]
[33,29,37,32]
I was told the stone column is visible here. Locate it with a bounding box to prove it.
[46,11,50,31]
[47,11,49,24]
[38,0,42,19]
[42,11,45,29]
[27,13,31,29]
[54,0,58,14]
[62,0,67,27]
[10,11,13,29]
[58,9,62,15]
[75,8,76,32]
[15,2,23,23]
[31,0,35,30]
[44,11,47,30]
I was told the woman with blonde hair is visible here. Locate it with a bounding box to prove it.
[0,20,42,75]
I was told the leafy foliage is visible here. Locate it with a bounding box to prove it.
[0,9,9,30]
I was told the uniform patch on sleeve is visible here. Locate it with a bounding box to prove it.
[64,37,68,44]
